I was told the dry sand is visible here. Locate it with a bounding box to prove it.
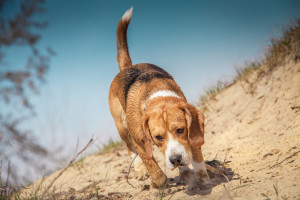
[21,61,300,199]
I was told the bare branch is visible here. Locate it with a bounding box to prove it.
[40,138,94,200]
[269,150,300,169]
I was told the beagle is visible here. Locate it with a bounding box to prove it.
[109,7,209,188]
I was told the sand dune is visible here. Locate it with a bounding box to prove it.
[21,61,300,199]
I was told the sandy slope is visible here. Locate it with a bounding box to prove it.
[21,62,300,199]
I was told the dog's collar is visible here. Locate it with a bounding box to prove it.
[144,90,181,111]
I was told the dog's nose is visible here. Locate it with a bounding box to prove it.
[169,155,182,166]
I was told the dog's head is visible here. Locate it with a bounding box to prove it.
[138,98,205,169]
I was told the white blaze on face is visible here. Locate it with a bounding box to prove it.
[165,133,190,169]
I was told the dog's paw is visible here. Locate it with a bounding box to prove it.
[133,155,149,180]
[179,166,195,185]
[151,171,168,188]
[195,169,210,183]
[194,169,212,190]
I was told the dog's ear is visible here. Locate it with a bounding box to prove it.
[183,104,205,148]
[136,115,153,160]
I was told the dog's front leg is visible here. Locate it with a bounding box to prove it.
[132,141,168,188]
[192,147,210,184]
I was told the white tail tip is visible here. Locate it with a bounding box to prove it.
[122,7,133,21]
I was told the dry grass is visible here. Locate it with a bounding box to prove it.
[197,80,230,113]
[198,18,300,112]
[0,138,125,200]
[0,138,94,200]
[264,18,300,69]
[234,60,262,82]
[98,139,125,155]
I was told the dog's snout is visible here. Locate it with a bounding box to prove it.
[169,155,182,166]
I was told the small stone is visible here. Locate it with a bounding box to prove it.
[142,185,150,191]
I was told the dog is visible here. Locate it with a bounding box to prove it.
[109,7,209,188]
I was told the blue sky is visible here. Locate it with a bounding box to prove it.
[4,0,300,154]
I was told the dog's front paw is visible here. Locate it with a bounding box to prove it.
[133,155,149,180]
[192,161,210,184]
[195,170,210,184]
[134,166,149,180]
[179,166,194,185]
[151,171,167,188]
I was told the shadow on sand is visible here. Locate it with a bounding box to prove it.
[163,160,234,197]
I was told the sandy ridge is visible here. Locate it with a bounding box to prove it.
[21,62,300,199]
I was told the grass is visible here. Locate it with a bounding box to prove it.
[264,18,300,69]
[0,159,19,200]
[261,184,282,200]
[197,59,261,113]
[70,156,86,170]
[0,136,120,200]
[93,179,100,200]
[158,180,169,200]
[0,176,44,200]
[234,60,262,82]
[198,18,300,112]
[0,138,94,200]
[197,80,229,112]
[98,138,125,154]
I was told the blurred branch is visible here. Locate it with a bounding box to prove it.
[0,0,47,47]
[40,138,94,200]
[0,0,55,184]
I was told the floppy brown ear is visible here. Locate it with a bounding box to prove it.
[136,115,153,160]
[184,104,205,148]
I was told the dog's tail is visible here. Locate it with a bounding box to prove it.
[116,7,133,71]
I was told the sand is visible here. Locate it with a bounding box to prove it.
[21,61,300,199]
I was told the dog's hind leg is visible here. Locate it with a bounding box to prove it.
[109,95,133,150]
[109,95,148,178]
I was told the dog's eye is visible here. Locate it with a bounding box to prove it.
[155,135,163,141]
[176,128,184,134]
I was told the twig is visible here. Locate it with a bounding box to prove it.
[221,172,230,183]
[40,137,94,200]
[222,149,230,171]
[269,150,300,169]
[5,160,10,195]
[222,184,232,200]
[73,137,79,158]
[220,151,232,199]
[205,164,220,174]
[222,173,232,199]
[0,160,2,188]
[213,153,218,160]
[0,185,27,189]
[291,106,300,110]
[105,163,111,180]
[159,179,169,200]
[261,193,271,200]
[168,187,184,200]
[126,154,137,188]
